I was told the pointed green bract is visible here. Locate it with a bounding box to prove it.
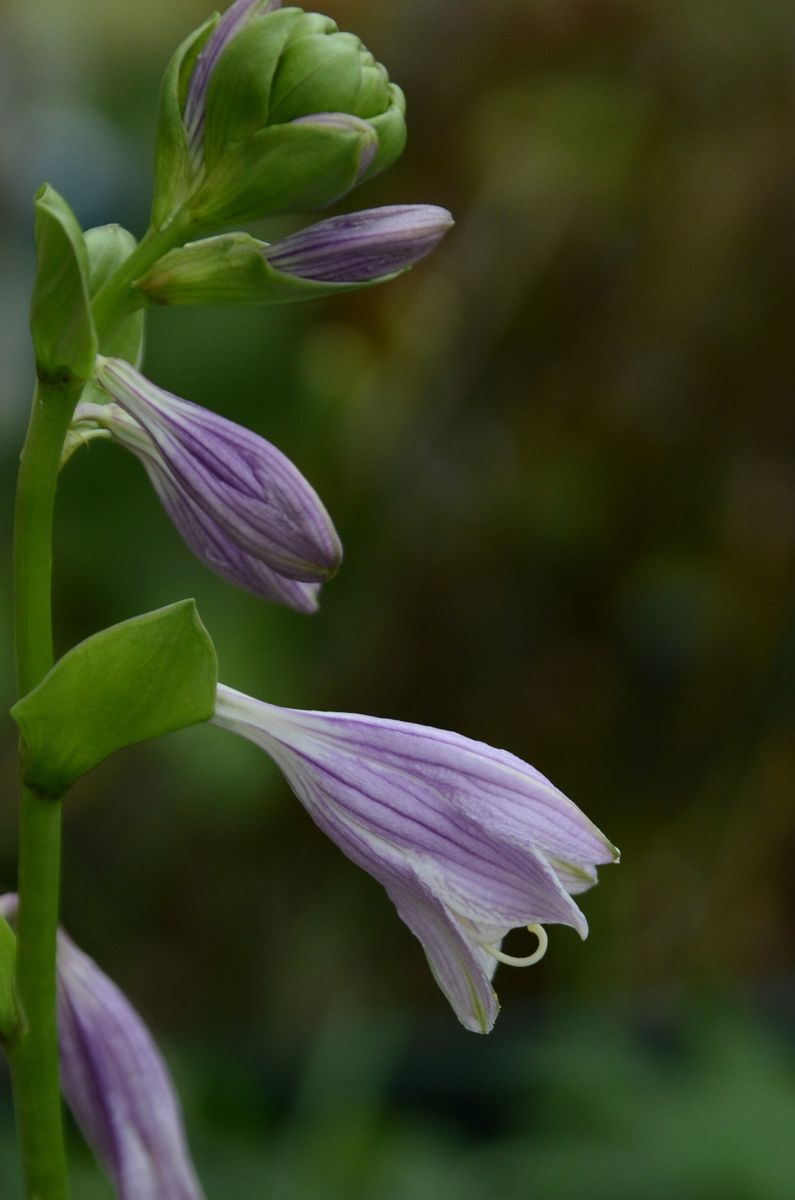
[12,601,218,796]
[30,185,97,384]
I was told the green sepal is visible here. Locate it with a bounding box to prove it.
[151,14,218,230]
[0,918,21,1044]
[136,231,401,306]
[358,84,407,182]
[12,601,218,796]
[30,185,97,384]
[190,117,376,227]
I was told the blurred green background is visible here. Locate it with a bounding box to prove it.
[1,0,794,1196]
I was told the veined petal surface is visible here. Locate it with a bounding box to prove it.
[211,686,619,1032]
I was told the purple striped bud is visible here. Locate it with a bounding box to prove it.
[211,686,619,1033]
[0,895,204,1200]
[92,358,341,586]
[265,205,454,284]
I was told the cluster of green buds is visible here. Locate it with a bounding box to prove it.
[153,0,407,232]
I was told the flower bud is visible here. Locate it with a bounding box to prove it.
[0,895,205,1200]
[81,358,341,604]
[152,2,406,231]
[135,205,453,306]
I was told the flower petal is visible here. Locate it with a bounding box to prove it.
[57,934,205,1200]
[94,357,341,582]
[213,688,608,936]
[265,205,454,283]
[0,895,203,1200]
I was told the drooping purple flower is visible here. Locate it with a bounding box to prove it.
[265,205,454,283]
[211,686,619,1033]
[90,357,341,590]
[0,895,204,1200]
[73,397,322,612]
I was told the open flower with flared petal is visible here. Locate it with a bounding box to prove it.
[0,895,204,1200]
[73,357,338,610]
[211,685,619,1032]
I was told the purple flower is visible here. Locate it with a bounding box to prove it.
[81,357,340,607]
[265,205,454,283]
[0,895,204,1200]
[211,686,619,1032]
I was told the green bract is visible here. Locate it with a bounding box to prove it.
[151,5,406,232]
[30,185,97,384]
[79,225,147,410]
[85,224,145,364]
[12,601,218,796]
[136,231,388,305]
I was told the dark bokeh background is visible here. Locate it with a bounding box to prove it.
[1,1,794,1195]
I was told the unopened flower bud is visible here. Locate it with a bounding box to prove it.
[265,205,454,283]
[135,206,453,306]
[0,895,205,1200]
[152,1,406,231]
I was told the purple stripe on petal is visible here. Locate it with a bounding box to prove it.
[147,456,321,612]
[266,205,454,284]
[95,358,342,583]
[211,686,619,1030]
[74,398,322,613]
[57,934,205,1200]
[0,896,203,1200]
[184,0,281,156]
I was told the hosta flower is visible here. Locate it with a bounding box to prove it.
[211,686,619,1033]
[0,895,204,1200]
[135,205,454,307]
[74,356,338,610]
[153,0,406,230]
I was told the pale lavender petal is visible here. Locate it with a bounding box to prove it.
[57,935,204,1200]
[211,685,619,1029]
[382,873,500,1034]
[95,358,341,583]
[0,896,203,1199]
[184,0,282,156]
[257,712,588,934]
[266,206,454,283]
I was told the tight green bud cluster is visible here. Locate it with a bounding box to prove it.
[152,1,406,233]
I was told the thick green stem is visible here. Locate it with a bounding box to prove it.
[8,377,84,1200]
[7,211,189,1199]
